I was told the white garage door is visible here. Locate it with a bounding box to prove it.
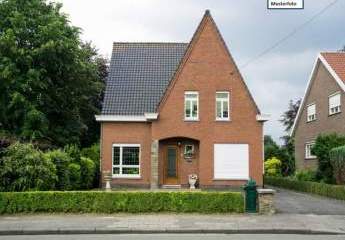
[214,144,249,180]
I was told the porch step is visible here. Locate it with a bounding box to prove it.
[161,185,182,189]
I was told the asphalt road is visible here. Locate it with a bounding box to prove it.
[273,187,345,214]
[1,234,344,240]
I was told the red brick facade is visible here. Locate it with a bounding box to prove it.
[100,12,264,188]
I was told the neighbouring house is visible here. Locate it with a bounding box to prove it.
[291,52,345,170]
[96,10,269,189]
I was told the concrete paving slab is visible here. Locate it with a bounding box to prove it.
[0,213,344,235]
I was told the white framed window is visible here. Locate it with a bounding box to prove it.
[305,142,316,159]
[329,92,341,115]
[216,91,230,120]
[214,144,249,180]
[306,103,316,122]
[184,91,199,121]
[112,144,140,178]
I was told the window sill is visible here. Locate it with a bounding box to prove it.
[215,119,230,122]
[112,176,141,179]
[329,111,341,116]
[184,119,200,122]
[306,119,316,123]
[305,157,317,161]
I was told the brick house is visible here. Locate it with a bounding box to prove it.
[291,52,345,170]
[96,11,269,189]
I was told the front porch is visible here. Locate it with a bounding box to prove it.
[151,137,200,189]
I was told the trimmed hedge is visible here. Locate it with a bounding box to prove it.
[265,176,345,201]
[0,191,244,214]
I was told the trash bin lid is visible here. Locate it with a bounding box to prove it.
[245,178,257,187]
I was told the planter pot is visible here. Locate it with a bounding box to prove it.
[188,174,198,189]
[189,178,197,189]
[103,171,112,192]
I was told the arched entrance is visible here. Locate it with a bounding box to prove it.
[158,137,199,187]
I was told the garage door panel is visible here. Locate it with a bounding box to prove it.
[214,144,249,180]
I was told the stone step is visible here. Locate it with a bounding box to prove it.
[161,185,182,189]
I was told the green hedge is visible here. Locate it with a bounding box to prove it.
[265,176,345,201]
[0,191,244,214]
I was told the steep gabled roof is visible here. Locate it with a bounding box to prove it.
[320,52,345,82]
[102,42,188,115]
[100,10,262,120]
[291,52,345,135]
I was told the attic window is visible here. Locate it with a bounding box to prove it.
[306,104,316,122]
[184,91,199,121]
[329,92,341,115]
[216,92,230,121]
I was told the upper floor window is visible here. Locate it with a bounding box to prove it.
[306,103,316,122]
[329,92,341,115]
[184,91,199,121]
[305,141,316,159]
[113,144,140,178]
[216,92,230,120]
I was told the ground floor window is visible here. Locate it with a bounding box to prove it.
[112,144,140,177]
[305,141,316,159]
[214,144,249,180]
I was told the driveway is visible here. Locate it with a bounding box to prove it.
[273,187,345,215]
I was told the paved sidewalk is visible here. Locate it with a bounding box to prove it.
[1,214,345,235]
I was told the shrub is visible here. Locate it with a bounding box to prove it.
[264,157,282,176]
[313,133,345,183]
[81,143,100,163]
[80,157,95,189]
[0,142,57,191]
[68,163,81,190]
[64,144,81,163]
[329,146,345,184]
[45,150,72,190]
[265,176,345,201]
[0,137,11,159]
[0,191,244,214]
[294,170,317,182]
[81,143,100,187]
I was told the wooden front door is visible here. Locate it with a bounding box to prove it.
[164,146,178,184]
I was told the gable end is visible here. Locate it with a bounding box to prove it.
[291,54,345,135]
[157,10,261,115]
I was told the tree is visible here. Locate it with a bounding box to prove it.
[313,133,345,183]
[264,135,294,176]
[276,99,301,176]
[0,0,106,147]
[264,135,280,160]
[264,157,282,177]
[280,99,301,133]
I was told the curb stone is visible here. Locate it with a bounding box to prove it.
[0,228,344,236]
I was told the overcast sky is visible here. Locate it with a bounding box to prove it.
[59,0,345,143]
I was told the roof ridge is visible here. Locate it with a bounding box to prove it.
[320,51,345,54]
[112,42,188,45]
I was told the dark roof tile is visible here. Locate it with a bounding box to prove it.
[102,42,188,115]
